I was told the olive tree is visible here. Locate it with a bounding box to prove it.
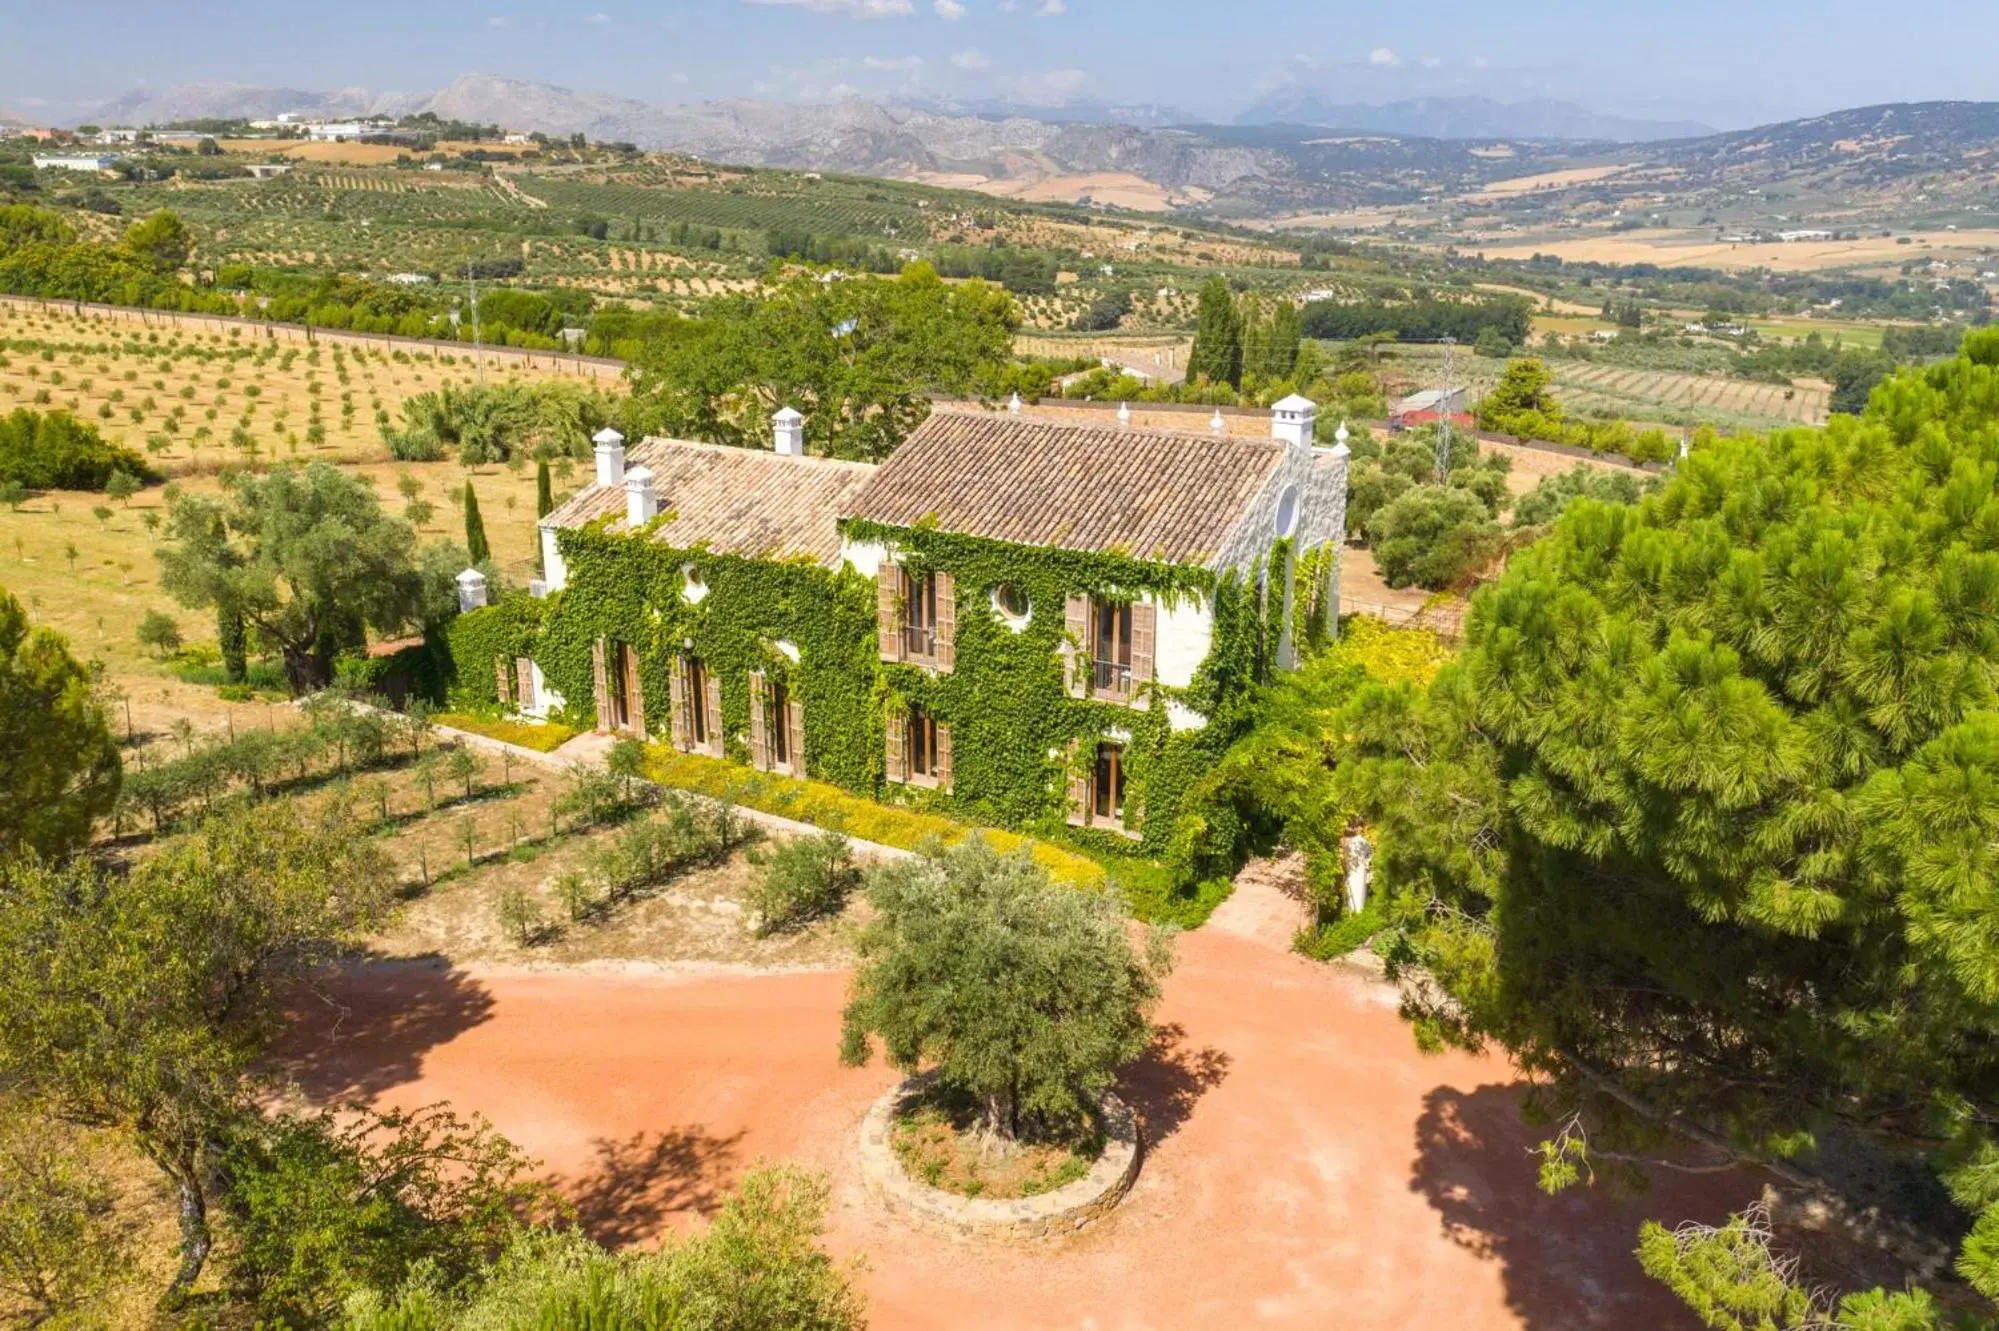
[155,462,457,693]
[839,838,1172,1143]
[0,803,396,1303]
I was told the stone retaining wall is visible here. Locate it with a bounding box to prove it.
[858,1074,1141,1241]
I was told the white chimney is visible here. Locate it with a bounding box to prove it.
[593,427,626,487]
[1117,402,1132,428]
[1210,408,1226,436]
[1007,391,1022,415]
[455,567,489,614]
[772,407,805,457]
[625,466,657,527]
[1270,394,1317,449]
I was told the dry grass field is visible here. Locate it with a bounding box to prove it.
[1469,164,1639,198]
[1471,228,1999,272]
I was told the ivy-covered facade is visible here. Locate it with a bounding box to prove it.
[458,400,1349,866]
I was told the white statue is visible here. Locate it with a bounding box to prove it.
[1342,831,1373,915]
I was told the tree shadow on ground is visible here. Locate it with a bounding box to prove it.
[554,1126,748,1248]
[270,953,496,1103]
[1411,1083,1763,1331]
[1117,1022,1231,1146]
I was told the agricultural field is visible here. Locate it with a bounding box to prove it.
[1552,361,1830,427]
[0,301,604,719]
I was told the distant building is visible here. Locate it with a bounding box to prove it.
[1777,229,1833,243]
[32,153,118,173]
[385,273,433,286]
[308,121,397,142]
[1391,388,1470,431]
[243,163,293,180]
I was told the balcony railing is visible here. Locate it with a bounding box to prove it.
[1093,659,1132,695]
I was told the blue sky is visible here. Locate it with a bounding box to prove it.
[4,0,1996,129]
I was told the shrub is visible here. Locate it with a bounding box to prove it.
[0,1111,124,1326]
[0,408,151,491]
[136,609,182,658]
[748,831,858,935]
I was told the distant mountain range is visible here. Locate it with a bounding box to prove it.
[74,78,1999,222]
[1231,93,1713,143]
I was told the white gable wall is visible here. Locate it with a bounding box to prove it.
[539,525,569,592]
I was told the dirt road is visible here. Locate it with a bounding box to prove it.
[280,887,1753,1328]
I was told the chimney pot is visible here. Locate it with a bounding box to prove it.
[455,567,489,613]
[1270,394,1317,449]
[772,407,805,457]
[625,466,658,528]
[593,427,626,487]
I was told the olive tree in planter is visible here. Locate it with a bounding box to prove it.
[839,837,1173,1146]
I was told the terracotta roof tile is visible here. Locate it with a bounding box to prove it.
[541,438,875,568]
[841,410,1282,567]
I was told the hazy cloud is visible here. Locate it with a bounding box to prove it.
[1004,67,1085,103]
[950,47,992,70]
[744,0,915,16]
[1034,0,1065,13]
[934,0,967,16]
[486,14,511,26]
[1471,55,1490,68]
[1420,54,1441,68]
[1368,47,1399,67]
[861,53,924,69]
[586,10,612,22]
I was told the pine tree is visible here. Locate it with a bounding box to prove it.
[535,457,553,519]
[463,484,490,566]
[1188,277,1242,389]
[1325,329,1999,1318]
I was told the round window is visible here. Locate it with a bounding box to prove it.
[1274,485,1300,539]
[991,583,1032,629]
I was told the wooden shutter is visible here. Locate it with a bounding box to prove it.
[884,711,907,784]
[935,723,953,793]
[515,658,536,710]
[1130,601,1157,689]
[748,671,769,771]
[877,565,903,662]
[592,638,612,732]
[786,698,806,777]
[495,658,513,708]
[704,673,723,756]
[933,571,956,674]
[1067,738,1089,827]
[625,648,647,739]
[1064,595,1090,699]
[669,657,690,752]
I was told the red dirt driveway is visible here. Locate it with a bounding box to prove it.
[279,909,1757,1329]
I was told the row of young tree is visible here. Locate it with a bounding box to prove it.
[1259,330,1999,1324]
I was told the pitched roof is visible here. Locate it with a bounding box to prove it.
[840,409,1284,567]
[541,438,875,568]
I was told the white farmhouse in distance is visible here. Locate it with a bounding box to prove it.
[32,153,118,173]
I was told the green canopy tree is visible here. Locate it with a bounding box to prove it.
[535,457,553,519]
[0,803,396,1303]
[1188,276,1243,389]
[1334,330,1999,1316]
[839,838,1172,1143]
[155,462,454,693]
[121,210,193,272]
[625,263,1016,462]
[0,588,118,862]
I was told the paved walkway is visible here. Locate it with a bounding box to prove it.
[279,863,1754,1328]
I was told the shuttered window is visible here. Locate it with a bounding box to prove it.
[896,706,952,792]
[515,658,537,711]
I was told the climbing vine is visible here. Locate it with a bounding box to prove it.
[539,527,880,791]
[842,518,1272,875]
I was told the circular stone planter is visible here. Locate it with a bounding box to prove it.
[858,1074,1142,1240]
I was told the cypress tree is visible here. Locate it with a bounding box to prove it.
[463,484,490,566]
[217,605,246,685]
[535,457,553,519]
[1269,300,1303,382]
[1188,277,1242,389]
